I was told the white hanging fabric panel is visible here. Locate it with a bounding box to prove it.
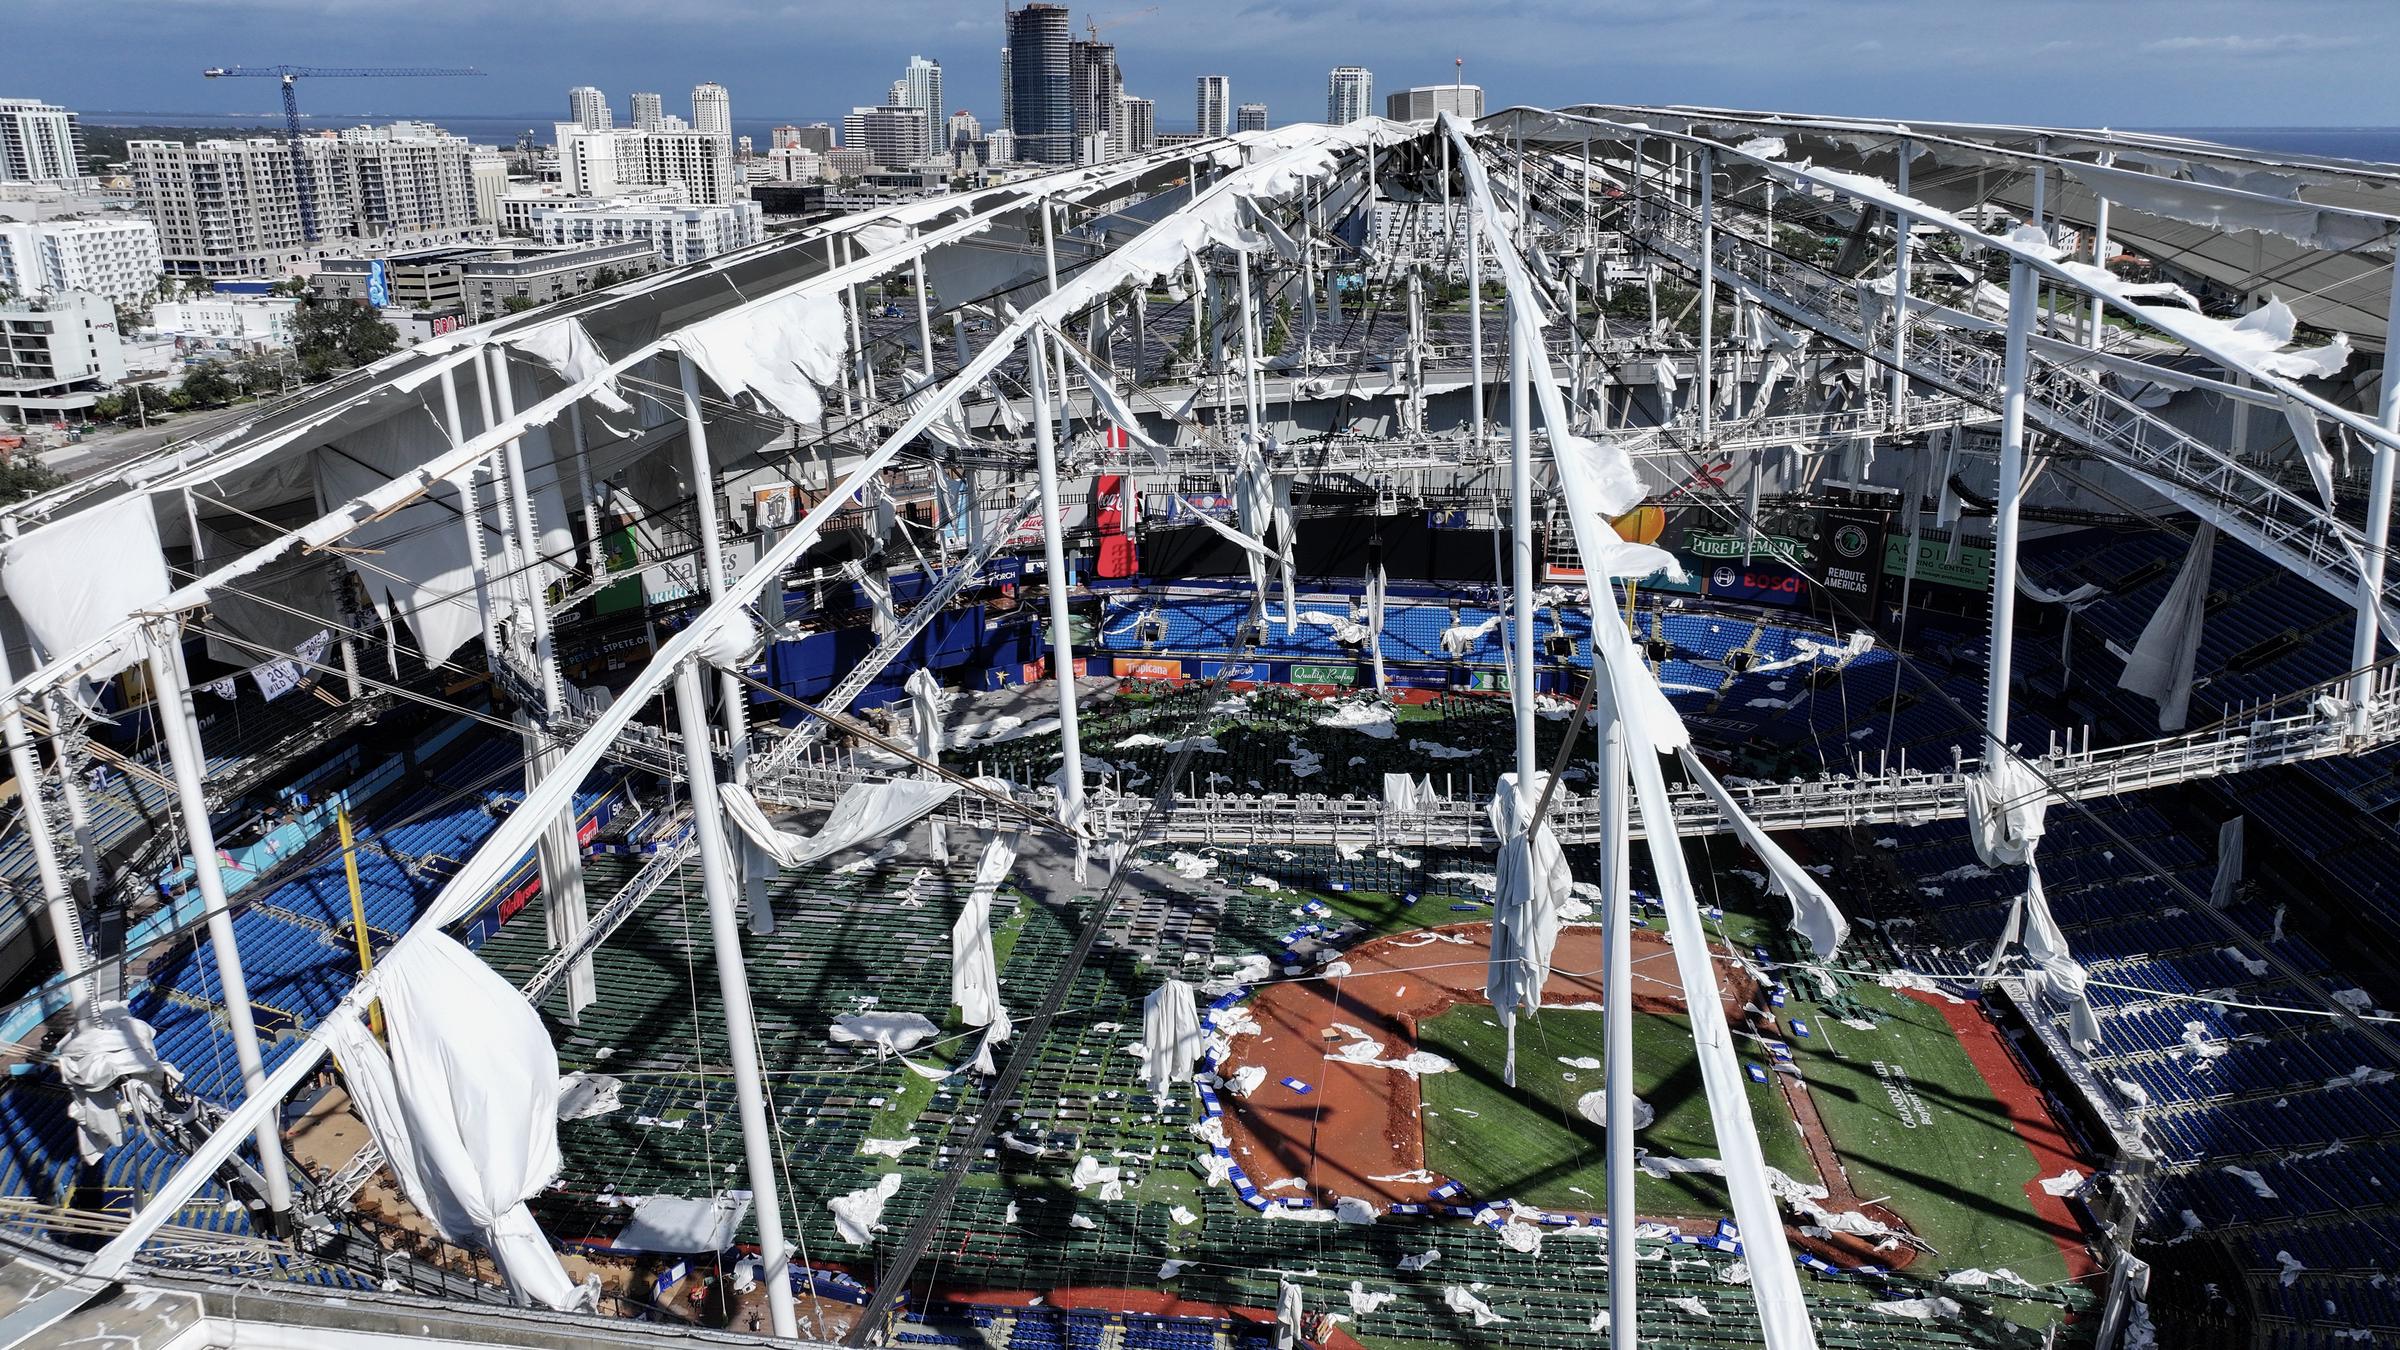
[2117,524,2216,731]
[953,831,1016,1032]
[667,288,846,426]
[0,493,170,681]
[320,933,592,1312]
[1382,773,1437,811]
[1269,450,1299,629]
[1965,753,2050,868]
[506,317,632,414]
[1991,867,2104,1049]
[1366,560,1388,692]
[1141,978,1203,1099]
[909,667,951,863]
[55,1002,174,1165]
[1053,331,1166,452]
[1234,439,1276,624]
[846,560,897,641]
[1679,749,1849,958]
[2210,817,2244,909]
[721,779,960,870]
[1483,773,1573,1086]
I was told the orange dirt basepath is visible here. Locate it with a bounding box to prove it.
[1216,921,1735,1212]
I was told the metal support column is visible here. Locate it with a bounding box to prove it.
[1467,204,1486,448]
[1029,329,1086,852]
[2349,234,2400,724]
[1697,148,1715,443]
[0,645,90,1018]
[670,657,800,1342]
[568,403,605,578]
[677,353,768,930]
[2086,155,2113,349]
[1594,657,1634,1348]
[437,368,500,663]
[488,348,563,714]
[1508,307,1537,791]
[1987,260,2038,752]
[1889,143,1912,423]
[149,633,293,1226]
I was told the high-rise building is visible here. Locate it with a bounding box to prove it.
[1005,3,1074,165]
[1386,83,1484,121]
[984,127,1017,164]
[946,110,983,153]
[902,56,945,157]
[843,106,929,170]
[0,218,162,303]
[1236,103,1267,133]
[1070,38,1119,157]
[1328,66,1373,124]
[691,83,732,142]
[567,86,612,131]
[789,123,836,153]
[772,123,802,149]
[631,92,665,131]
[557,123,739,206]
[1195,76,1231,137]
[0,99,83,185]
[998,45,1012,131]
[1118,96,1154,155]
[131,124,487,278]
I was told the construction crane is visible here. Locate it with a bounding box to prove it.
[201,64,485,242]
[1085,4,1158,41]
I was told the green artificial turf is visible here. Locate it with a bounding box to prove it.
[1416,1006,1817,1216]
[1780,983,2073,1285]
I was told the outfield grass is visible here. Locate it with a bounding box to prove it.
[1416,1006,1818,1216]
[1781,983,2073,1285]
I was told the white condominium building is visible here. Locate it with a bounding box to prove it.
[1328,66,1373,124]
[130,125,486,277]
[691,84,732,142]
[0,218,163,303]
[1195,76,1230,138]
[631,92,664,131]
[0,99,82,186]
[519,197,763,268]
[568,85,613,131]
[556,124,739,206]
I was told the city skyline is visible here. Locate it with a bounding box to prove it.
[14,0,2400,132]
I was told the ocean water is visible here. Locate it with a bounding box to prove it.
[2144,127,2400,166]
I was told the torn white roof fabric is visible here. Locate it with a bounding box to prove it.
[1484,773,1573,1086]
[0,494,169,681]
[1681,748,1848,958]
[2117,524,2216,732]
[321,933,590,1312]
[1141,978,1203,1099]
[953,831,1017,1031]
[721,779,960,870]
[1966,753,2050,869]
[668,288,845,426]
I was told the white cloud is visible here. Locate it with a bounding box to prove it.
[2141,33,2360,56]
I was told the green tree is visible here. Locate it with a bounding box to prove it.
[177,364,236,407]
[290,298,400,381]
[500,294,539,314]
[0,454,64,506]
[268,275,311,298]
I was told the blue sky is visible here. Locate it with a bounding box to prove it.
[12,0,2398,132]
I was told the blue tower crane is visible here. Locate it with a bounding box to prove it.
[201,65,485,242]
